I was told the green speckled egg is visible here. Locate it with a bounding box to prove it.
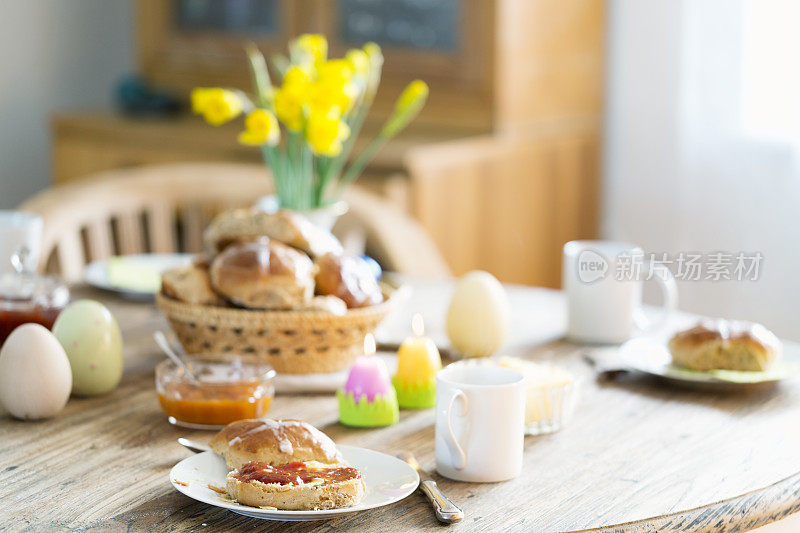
[53,300,123,396]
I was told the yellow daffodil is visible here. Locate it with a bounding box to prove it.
[346,49,370,78]
[193,34,428,211]
[306,109,350,157]
[274,86,305,131]
[307,59,360,115]
[274,67,311,131]
[362,42,383,98]
[190,87,211,114]
[381,80,429,137]
[192,88,244,126]
[238,109,280,146]
[317,59,354,83]
[306,78,359,116]
[396,80,429,113]
[363,42,383,69]
[293,34,327,67]
[283,65,311,86]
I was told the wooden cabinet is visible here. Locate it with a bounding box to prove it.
[406,123,600,287]
[138,0,493,132]
[136,0,603,134]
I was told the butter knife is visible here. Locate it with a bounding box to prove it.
[397,452,463,524]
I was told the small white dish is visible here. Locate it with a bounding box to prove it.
[169,445,420,521]
[618,337,800,388]
[84,253,193,300]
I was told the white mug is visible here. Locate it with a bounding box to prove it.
[435,362,526,482]
[0,211,42,274]
[563,240,677,344]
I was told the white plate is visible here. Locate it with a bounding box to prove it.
[618,337,800,388]
[84,254,193,300]
[169,446,420,521]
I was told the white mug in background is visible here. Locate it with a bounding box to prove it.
[0,211,42,274]
[435,363,526,483]
[563,240,677,344]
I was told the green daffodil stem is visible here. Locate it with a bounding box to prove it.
[337,134,389,192]
[245,44,273,110]
[283,131,298,208]
[302,142,313,209]
[324,99,371,187]
[262,145,283,202]
[315,155,334,206]
[337,80,427,192]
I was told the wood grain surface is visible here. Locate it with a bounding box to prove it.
[2,278,799,532]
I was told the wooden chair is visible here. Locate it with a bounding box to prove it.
[18,162,450,282]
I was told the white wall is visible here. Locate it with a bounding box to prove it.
[604,0,800,340]
[0,0,133,208]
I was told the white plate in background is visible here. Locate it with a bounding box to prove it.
[84,254,193,300]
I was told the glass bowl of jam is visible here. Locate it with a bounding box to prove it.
[0,271,69,347]
[156,355,276,429]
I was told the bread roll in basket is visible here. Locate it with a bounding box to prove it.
[157,208,396,374]
[156,286,395,374]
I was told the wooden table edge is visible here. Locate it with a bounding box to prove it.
[576,468,800,532]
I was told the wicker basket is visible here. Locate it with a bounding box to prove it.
[155,289,395,374]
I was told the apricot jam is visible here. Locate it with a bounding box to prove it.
[155,357,275,429]
[233,461,361,486]
[157,382,273,426]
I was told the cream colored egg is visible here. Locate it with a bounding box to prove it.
[446,271,510,358]
[53,300,123,396]
[0,323,72,420]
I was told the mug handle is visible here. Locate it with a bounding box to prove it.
[634,261,678,333]
[445,389,469,470]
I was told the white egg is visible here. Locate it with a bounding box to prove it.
[446,271,510,358]
[0,323,72,420]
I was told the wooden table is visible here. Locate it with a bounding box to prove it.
[3,279,800,532]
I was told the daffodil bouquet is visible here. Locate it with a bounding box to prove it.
[191,34,428,211]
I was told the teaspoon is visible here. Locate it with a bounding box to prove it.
[154,330,199,384]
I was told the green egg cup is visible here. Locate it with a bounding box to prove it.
[337,388,399,427]
[392,375,436,409]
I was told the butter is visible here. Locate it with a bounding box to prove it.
[497,357,575,427]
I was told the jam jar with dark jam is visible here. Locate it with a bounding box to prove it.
[0,270,69,347]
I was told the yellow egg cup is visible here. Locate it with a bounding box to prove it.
[337,388,399,427]
[392,375,436,409]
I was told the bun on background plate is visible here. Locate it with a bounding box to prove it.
[668,319,782,372]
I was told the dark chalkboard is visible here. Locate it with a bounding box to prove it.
[338,0,460,51]
[174,0,280,35]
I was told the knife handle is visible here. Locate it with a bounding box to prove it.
[419,479,464,523]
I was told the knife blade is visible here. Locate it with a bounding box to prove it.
[397,452,463,524]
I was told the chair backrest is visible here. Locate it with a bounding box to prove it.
[19,162,450,281]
